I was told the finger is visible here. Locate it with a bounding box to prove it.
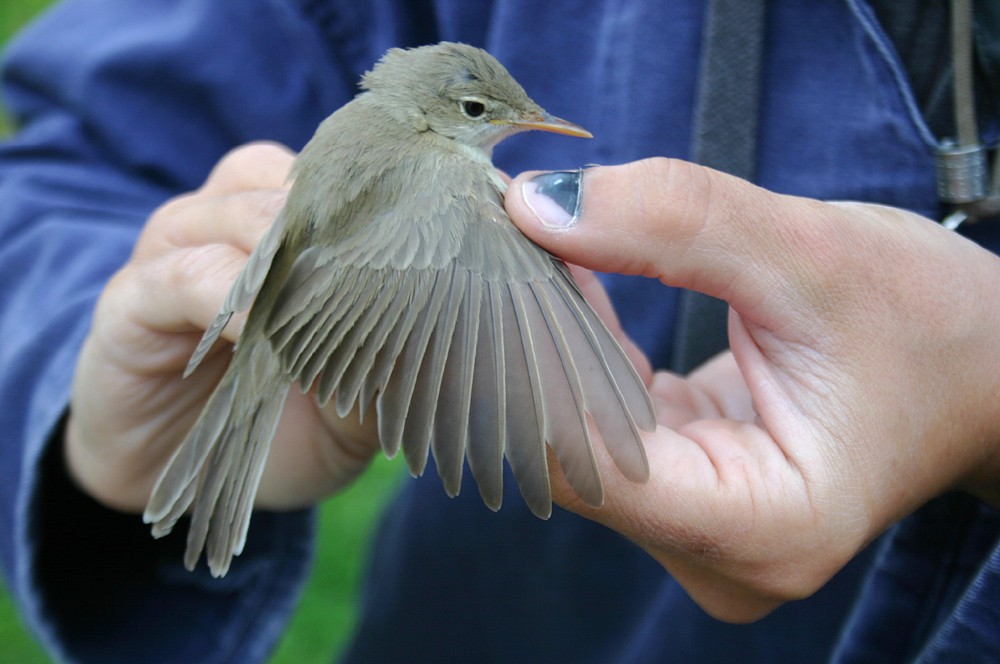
[136,188,287,261]
[546,418,824,622]
[110,243,250,343]
[686,347,757,423]
[506,160,835,320]
[199,141,296,195]
[649,372,719,428]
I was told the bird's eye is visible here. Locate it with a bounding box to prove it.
[461,100,486,118]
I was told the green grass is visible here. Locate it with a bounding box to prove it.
[271,457,402,662]
[0,588,48,664]
[1,5,58,664]
[0,2,53,135]
[0,4,48,43]
[0,4,405,662]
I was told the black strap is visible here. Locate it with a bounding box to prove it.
[669,0,767,374]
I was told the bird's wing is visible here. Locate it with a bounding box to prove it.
[184,210,290,377]
[265,156,654,517]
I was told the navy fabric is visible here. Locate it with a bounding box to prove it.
[0,1,997,662]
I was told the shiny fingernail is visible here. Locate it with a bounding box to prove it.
[523,170,582,229]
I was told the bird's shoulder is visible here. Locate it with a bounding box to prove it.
[280,95,554,280]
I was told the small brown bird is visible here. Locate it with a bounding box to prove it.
[144,42,655,577]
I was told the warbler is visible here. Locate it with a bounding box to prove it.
[144,42,654,578]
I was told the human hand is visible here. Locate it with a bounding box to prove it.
[66,143,379,515]
[506,159,1000,622]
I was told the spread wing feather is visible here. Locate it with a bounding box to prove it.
[259,156,652,516]
[524,280,603,506]
[333,271,416,418]
[355,271,436,420]
[540,273,651,482]
[319,268,404,412]
[376,269,452,465]
[431,272,480,496]
[398,268,465,476]
[466,281,507,509]
[499,283,550,517]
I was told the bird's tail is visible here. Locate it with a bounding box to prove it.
[143,343,288,577]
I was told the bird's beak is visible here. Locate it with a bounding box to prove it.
[495,112,593,138]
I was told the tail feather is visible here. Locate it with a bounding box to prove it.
[218,390,286,567]
[144,346,287,577]
[144,378,238,525]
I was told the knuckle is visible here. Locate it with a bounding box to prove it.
[772,199,863,313]
[138,192,198,248]
[164,245,229,295]
[601,157,714,281]
[98,264,137,312]
[219,141,283,170]
[207,141,295,192]
[629,157,717,253]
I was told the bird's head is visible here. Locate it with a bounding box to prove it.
[361,42,591,155]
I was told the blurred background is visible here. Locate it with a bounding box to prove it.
[0,3,403,662]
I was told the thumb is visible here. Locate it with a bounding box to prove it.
[506,158,823,315]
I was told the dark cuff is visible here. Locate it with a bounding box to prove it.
[25,420,315,664]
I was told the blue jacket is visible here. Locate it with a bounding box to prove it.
[1,1,998,662]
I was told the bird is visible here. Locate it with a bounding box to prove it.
[143,42,656,578]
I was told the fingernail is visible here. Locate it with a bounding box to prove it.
[522,170,582,229]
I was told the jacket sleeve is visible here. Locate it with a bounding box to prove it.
[0,1,378,661]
